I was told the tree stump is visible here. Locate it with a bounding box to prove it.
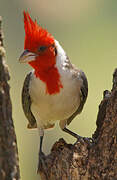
[38,71,117,179]
[0,17,20,180]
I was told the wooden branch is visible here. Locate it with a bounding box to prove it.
[39,68,117,179]
[0,17,20,180]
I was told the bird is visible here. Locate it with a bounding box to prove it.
[19,11,88,172]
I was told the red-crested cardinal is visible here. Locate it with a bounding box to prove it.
[19,11,88,171]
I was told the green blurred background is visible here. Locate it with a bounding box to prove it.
[1,0,117,179]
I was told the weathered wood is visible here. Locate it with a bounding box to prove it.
[39,67,117,180]
[0,17,20,180]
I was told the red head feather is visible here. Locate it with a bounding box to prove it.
[23,11,63,95]
[23,11,54,52]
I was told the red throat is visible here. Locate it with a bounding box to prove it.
[29,57,63,95]
[37,66,63,95]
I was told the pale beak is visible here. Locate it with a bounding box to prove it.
[19,49,37,63]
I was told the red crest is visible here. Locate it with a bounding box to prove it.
[23,11,54,52]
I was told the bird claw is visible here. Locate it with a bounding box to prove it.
[37,151,49,179]
[74,135,94,145]
[37,151,46,173]
[37,154,50,179]
[83,137,94,144]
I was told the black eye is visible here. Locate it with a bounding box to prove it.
[54,46,57,56]
[38,46,47,52]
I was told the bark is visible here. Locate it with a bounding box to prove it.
[39,73,117,179]
[0,17,20,180]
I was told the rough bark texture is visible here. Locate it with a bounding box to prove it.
[39,71,117,179]
[0,17,20,180]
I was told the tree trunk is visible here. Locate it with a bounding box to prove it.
[0,17,20,180]
[38,72,117,178]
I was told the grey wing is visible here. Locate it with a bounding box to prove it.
[67,70,88,126]
[22,72,37,129]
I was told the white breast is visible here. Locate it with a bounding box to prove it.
[29,40,82,128]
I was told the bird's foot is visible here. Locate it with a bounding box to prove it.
[62,127,94,145]
[37,151,48,176]
[75,136,94,145]
[83,137,94,144]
